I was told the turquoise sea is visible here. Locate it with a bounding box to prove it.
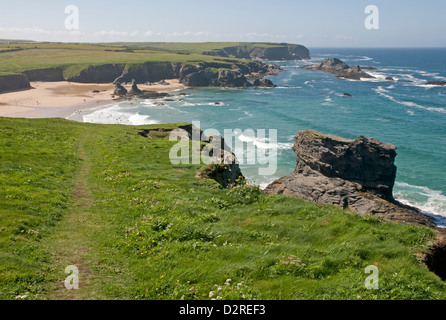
[71,48,446,226]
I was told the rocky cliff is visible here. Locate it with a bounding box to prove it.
[301,58,374,81]
[203,44,310,61]
[24,68,65,82]
[0,74,31,93]
[0,44,297,92]
[265,130,435,228]
[139,124,243,187]
[67,64,125,83]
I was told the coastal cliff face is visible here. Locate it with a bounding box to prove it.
[0,74,31,93]
[0,43,308,92]
[24,68,65,82]
[115,62,183,84]
[203,44,310,61]
[67,64,125,83]
[0,61,275,91]
[265,130,436,228]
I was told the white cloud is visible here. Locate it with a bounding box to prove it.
[0,26,306,43]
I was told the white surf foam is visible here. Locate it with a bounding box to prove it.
[394,182,446,225]
[182,101,226,107]
[83,105,159,125]
[238,134,293,151]
[373,86,446,114]
[237,111,254,121]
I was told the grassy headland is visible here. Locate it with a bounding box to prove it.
[0,42,301,77]
[0,117,444,300]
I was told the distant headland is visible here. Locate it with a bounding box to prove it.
[0,42,310,94]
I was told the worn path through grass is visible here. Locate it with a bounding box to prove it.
[44,130,113,299]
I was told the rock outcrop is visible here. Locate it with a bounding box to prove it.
[139,124,244,187]
[178,64,253,88]
[113,80,170,100]
[253,78,276,87]
[128,79,142,95]
[113,82,128,96]
[425,81,446,86]
[301,58,375,81]
[265,130,435,228]
[203,43,310,61]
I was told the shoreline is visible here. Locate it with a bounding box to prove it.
[0,80,186,119]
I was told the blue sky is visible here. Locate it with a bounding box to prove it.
[0,0,445,47]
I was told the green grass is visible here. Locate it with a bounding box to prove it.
[0,42,263,77]
[0,117,445,300]
[104,42,289,55]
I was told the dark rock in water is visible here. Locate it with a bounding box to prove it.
[343,93,352,97]
[386,77,395,81]
[113,82,128,96]
[425,81,446,86]
[265,130,435,228]
[302,58,349,73]
[253,78,276,87]
[129,79,143,95]
[139,91,170,99]
[360,66,377,70]
[92,90,100,93]
[301,58,374,81]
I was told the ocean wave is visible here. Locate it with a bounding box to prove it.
[237,134,293,151]
[373,86,446,114]
[322,96,334,106]
[141,100,164,107]
[83,105,159,125]
[237,111,254,121]
[276,86,301,89]
[394,182,446,226]
[362,70,395,82]
[181,101,226,107]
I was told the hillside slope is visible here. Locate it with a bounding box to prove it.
[0,117,444,300]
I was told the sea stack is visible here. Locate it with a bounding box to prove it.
[301,58,375,81]
[129,79,143,95]
[265,130,435,227]
[113,82,128,96]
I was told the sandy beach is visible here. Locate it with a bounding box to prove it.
[0,80,186,119]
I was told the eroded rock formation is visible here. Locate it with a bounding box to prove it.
[265,130,435,227]
[138,124,244,187]
[301,58,374,81]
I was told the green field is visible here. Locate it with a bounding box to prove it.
[0,42,281,77]
[0,117,444,300]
